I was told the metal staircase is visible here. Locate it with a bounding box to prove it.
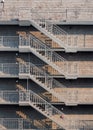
[19,8,79,52]
[17,59,78,105]
[0,90,92,129]
[29,10,68,51]
[0,90,69,129]
[19,34,78,79]
[19,90,74,130]
[16,110,50,129]
[19,62,66,103]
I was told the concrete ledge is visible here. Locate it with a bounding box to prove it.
[0,20,93,26]
[57,21,93,25]
[0,20,31,26]
[19,20,31,26]
[0,20,19,25]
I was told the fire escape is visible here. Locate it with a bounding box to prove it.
[0,8,92,129]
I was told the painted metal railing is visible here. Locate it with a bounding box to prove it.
[30,9,67,49]
[0,34,92,52]
[19,90,68,129]
[0,34,92,51]
[19,90,93,129]
[19,8,93,51]
[0,118,33,129]
[19,34,66,76]
[29,62,66,88]
[0,36,19,48]
[0,63,19,76]
[19,34,78,78]
[0,91,19,104]
[20,33,66,62]
[0,118,93,130]
[0,90,92,129]
[19,62,67,102]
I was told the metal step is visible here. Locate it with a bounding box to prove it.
[0,90,92,129]
[19,90,69,130]
[19,62,66,103]
[19,34,78,79]
[19,62,79,105]
[30,18,67,50]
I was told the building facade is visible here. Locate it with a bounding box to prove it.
[0,0,93,129]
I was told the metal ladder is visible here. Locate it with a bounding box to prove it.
[19,34,78,79]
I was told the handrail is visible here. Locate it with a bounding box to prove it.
[19,62,67,103]
[0,90,19,103]
[0,36,19,48]
[0,90,92,128]
[19,90,93,129]
[0,34,92,50]
[30,33,66,61]
[0,117,93,130]
[29,62,66,88]
[19,90,66,129]
[30,8,68,48]
[19,33,67,75]
[0,118,32,129]
[29,90,64,115]
[0,63,19,76]
[29,34,79,77]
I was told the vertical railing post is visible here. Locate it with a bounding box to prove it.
[45,45,47,57]
[2,36,3,46]
[26,90,30,103]
[19,91,23,102]
[28,62,30,75]
[50,78,53,89]
[2,63,3,74]
[45,72,47,86]
[19,35,21,46]
[29,35,31,47]
[51,50,52,62]
[18,118,23,129]
[19,63,21,74]
[0,118,4,128]
[45,103,48,114]
[0,91,3,100]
